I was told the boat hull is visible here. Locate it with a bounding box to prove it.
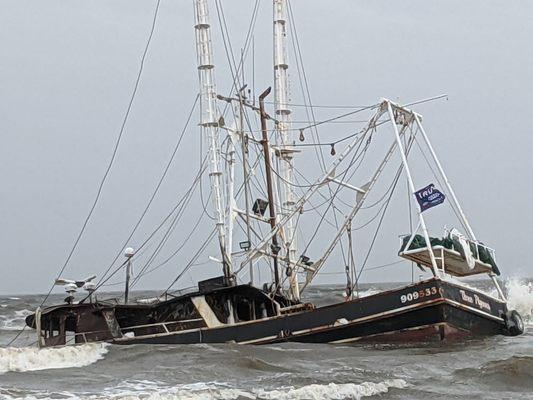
[113,278,510,345]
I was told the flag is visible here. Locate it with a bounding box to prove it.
[414,183,445,212]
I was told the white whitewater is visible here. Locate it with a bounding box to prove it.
[47,379,407,400]
[0,379,408,400]
[506,278,533,324]
[0,343,108,374]
[255,379,408,400]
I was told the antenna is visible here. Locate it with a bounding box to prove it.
[55,275,96,304]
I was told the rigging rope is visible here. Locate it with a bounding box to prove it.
[297,105,378,133]
[95,94,199,289]
[299,129,372,257]
[214,0,260,119]
[5,0,162,347]
[286,1,351,269]
[163,229,217,294]
[129,168,206,288]
[413,134,470,234]
[133,199,211,282]
[262,101,371,109]
[86,156,209,299]
[355,131,417,284]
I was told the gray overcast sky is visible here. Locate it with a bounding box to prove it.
[1,1,532,295]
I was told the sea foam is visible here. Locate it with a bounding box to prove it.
[505,278,533,324]
[0,343,109,374]
[255,379,408,399]
[90,379,408,400]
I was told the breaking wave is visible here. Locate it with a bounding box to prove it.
[105,379,408,400]
[505,278,533,324]
[254,379,408,399]
[0,343,109,374]
[0,379,408,400]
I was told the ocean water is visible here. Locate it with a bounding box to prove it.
[0,279,532,400]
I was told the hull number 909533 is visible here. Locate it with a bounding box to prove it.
[400,287,437,304]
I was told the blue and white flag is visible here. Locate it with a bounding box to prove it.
[414,183,445,212]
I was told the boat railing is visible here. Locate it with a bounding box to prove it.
[122,318,203,331]
[120,318,205,337]
[69,329,112,344]
[398,231,497,277]
[63,318,205,345]
[442,228,497,262]
[280,303,315,315]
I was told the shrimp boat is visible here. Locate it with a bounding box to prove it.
[25,0,523,348]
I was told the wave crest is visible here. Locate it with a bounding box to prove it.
[255,379,408,400]
[90,379,408,400]
[505,278,533,324]
[0,343,108,374]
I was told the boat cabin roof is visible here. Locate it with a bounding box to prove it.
[25,283,276,329]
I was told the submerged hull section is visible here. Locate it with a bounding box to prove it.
[27,278,517,348]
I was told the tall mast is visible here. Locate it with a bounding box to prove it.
[259,87,281,291]
[193,0,232,279]
[273,0,299,300]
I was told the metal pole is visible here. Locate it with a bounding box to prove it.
[238,89,255,285]
[35,307,43,348]
[412,113,506,300]
[259,87,281,291]
[193,0,231,279]
[386,102,440,277]
[226,139,236,267]
[124,258,131,304]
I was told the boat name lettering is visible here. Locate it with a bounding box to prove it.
[474,294,491,312]
[400,287,437,304]
[459,290,492,312]
[459,290,473,304]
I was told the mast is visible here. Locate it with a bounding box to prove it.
[273,0,299,300]
[259,87,281,291]
[193,0,232,279]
